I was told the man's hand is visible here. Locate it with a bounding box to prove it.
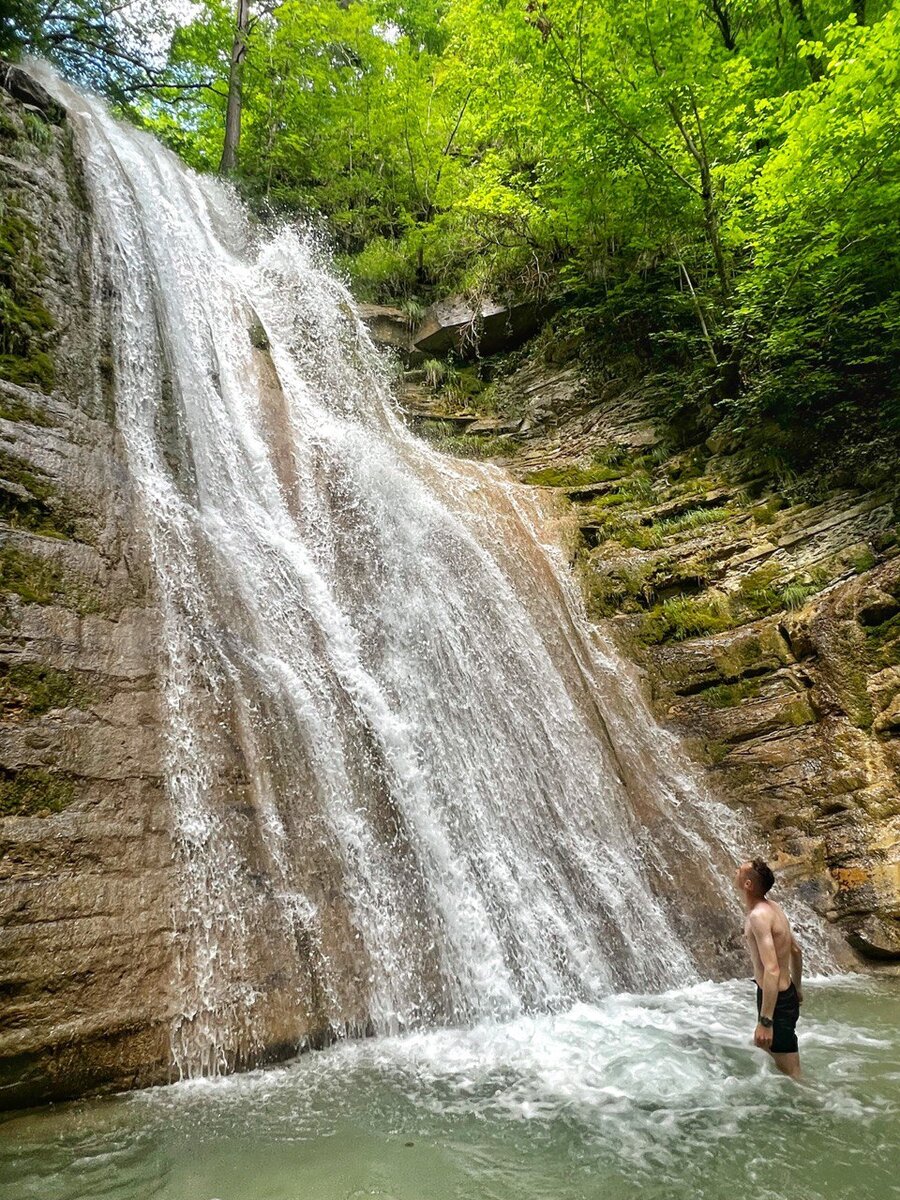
[754,1022,773,1050]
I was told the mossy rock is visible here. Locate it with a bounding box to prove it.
[0,545,97,612]
[0,350,54,392]
[0,201,56,395]
[637,592,737,644]
[525,464,622,488]
[0,661,87,716]
[0,389,53,426]
[701,676,764,709]
[0,450,75,538]
[248,319,270,351]
[865,612,900,670]
[0,766,75,817]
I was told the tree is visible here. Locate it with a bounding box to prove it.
[1,0,179,102]
[53,0,897,451]
[219,0,251,173]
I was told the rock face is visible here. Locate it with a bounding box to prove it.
[645,569,900,960]
[357,303,415,357]
[0,73,175,1107]
[1,70,895,1113]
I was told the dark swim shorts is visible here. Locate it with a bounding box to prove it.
[756,981,800,1054]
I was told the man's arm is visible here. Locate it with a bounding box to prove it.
[790,934,803,1003]
[749,910,780,1050]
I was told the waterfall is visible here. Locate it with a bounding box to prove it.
[40,68,768,1079]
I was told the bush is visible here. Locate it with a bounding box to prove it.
[345,237,417,302]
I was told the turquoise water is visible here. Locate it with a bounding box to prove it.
[2,977,897,1200]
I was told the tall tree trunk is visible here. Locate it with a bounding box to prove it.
[219,0,251,175]
[787,0,823,81]
[706,0,736,51]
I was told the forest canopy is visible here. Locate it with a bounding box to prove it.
[4,0,900,457]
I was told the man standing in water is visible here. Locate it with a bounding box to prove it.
[735,858,803,1079]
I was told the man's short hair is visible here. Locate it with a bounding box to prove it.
[750,857,775,895]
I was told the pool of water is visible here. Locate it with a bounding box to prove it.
[2,976,897,1200]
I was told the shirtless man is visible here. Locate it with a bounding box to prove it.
[735,858,803,1079]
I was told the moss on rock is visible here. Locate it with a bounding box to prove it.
[0,661,87,715]
[0,450,75,538]
[0,198,57,394]
[0,766,75,817]
[0,545,99,613]
[0,389,53,426]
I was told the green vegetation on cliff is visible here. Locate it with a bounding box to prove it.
[4,1,899,469]
[0,203,56,394]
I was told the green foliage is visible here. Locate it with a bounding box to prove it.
[419,421,518,458]
[10,0,898,462]
[423,358,453,388]
[737,565,828,615]
[4,2,180,104]
[655,506,731,537]
[345,238,419,302]
[727,12,900,444]
[639,591,736,643]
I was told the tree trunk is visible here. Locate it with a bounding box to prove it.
[706,0,736,51]
[787,0,823,81]
[219,0,251,175]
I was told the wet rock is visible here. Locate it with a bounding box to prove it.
[466,417,522,435]
[0,62,65,125]
[0,84,175,1109]
[855,586,900,627]
[648,572,900,960]
[845,915,900,960]
[639,488,732,526]
[648,620,795,696]
[873,693,900,736]
[358,303,413,356]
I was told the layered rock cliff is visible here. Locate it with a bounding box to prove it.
[0,68,174,1107]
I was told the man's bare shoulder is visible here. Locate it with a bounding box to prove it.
[747,902,775,933]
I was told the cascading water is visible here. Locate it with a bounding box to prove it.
[38,67,819,1080]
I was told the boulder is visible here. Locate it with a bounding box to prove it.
[0,62,65,124]
[845,914,900,960]
[466,417,522,435]
[412,296,542,358]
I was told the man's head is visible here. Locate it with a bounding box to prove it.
[735,857,775,901]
